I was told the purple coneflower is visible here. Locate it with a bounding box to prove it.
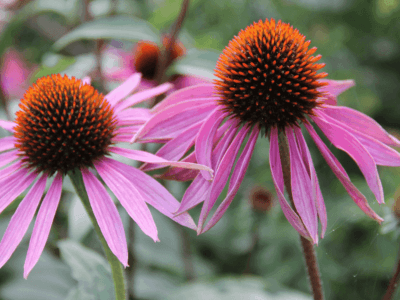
[104,36,208,90]
[132,19,400,244]
[0,73,211,278]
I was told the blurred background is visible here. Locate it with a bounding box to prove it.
[1,0,400,299]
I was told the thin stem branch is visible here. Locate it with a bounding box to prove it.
[278,131,324,300]
[127,218,136,300]
[174,223,195,281]
[154,0,190,85]
[69,171,126,300]
[382,242,400,300]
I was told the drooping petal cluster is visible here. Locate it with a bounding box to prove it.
[0,73,211,277]
[133,19,400,243]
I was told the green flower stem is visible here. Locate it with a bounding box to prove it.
[278,132,324,300]
[68,170,126,300]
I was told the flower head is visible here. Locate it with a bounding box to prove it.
[104,37,208,90]
[0,73,211,277]
[133,18,400,243]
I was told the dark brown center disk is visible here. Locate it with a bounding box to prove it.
[14,74,116,175]
[215,19,328,131]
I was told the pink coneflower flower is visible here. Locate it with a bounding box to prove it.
[105,36,207,90]
[0,73,211,278]
[133,19,400,244]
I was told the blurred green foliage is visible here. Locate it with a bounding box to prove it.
[1,0,400,299]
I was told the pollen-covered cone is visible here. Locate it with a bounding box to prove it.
[0,73,212,278]
[132,18,400,244]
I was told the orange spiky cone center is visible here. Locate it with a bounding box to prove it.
[215,18,328,130]
[14,74,116,175]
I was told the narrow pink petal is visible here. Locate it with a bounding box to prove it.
[202,127,259,233]
[81,168,128,267]
[95,161,158,242]
[82,77,91,85]
[286,127,318,243]
[0,161,22,180]
[321,106,400,147]
[110,147,213,175]
[114,82,173,113]
[0,170,37,213]
[212,120,239,168]
[116,108,151,126]
[132,101,217,142]
[320,94,337,106]
[318,111,400,167]
[152,83,215,112]
[196,109,226,180]
[178,174,212,215]
[294,127,327,238]
[0,136,16,152]
[157,152,199,181]
[24,173,63,278]
[100,157,197,230]
[197,126,249,233]
[0,120,15,132]
[0,175,47,268]
[313,114,384,204]
[305,122,383,223]
[114,125,141,135]
[141,122,202,172]
[269,127,310,238]
[0,149,19,168]
[318,79,355,96]
[105,73,142,106]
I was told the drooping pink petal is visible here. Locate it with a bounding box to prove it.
[211,120,240,167]
[110,147,213,175]
[100,157,197,230]
[313,114,384,204]
[132,101,217,142]
[114,125,142,135]
[141,122,202,172]
[304,122,383,223]
[318,79,355,96]
[197,126,249,233]
[0,170,37,213]
[24,173,63,278]
[0,149,19,168]
[201,126,259,233]
[318,111,400,167]
[177,174,212,215]
[114,82,173,113]
[116,108,151,126]
[269,127,310,238]
[321,106,400,147]
[196,109,226,180]
[0,161,22,180]
[286,127,318,243]
[0,175,47,269]
[152,83,216,113]
[294,127,327,238]
[0,120,15,132]
[95,161,158,242]
[105,73,142,106]
[0,136,16,152]
[157,152,199,181]
[81,168,128,267]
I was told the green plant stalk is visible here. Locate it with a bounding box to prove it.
[278,132,324,300]
[68,170,126,300]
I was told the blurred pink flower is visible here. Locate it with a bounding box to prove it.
[104,37,208,91]
[0,73,211,278]
[132,19,399,244]
[1,48,36,99]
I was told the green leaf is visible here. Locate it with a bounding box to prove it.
[53,16,159,51]
[164,276,311,300]
[31,54,76,83]
[0,0,80,58]
[58,240,114,300]
[169,49,220,80]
